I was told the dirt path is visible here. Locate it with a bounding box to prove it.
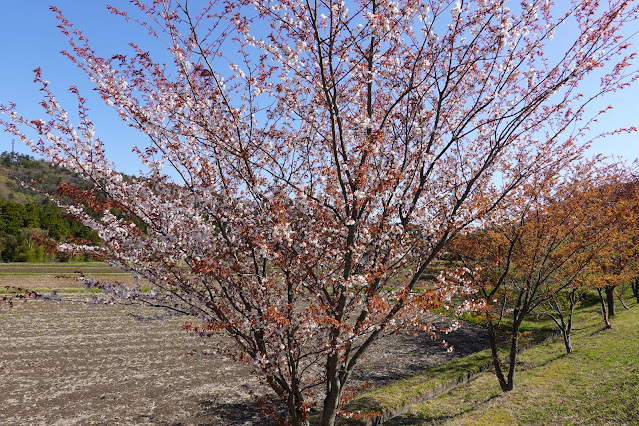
[0,295,488,425]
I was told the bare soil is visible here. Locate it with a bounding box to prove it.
[0,263,121,275]
[0,280,489,425]
[0,273,141,290]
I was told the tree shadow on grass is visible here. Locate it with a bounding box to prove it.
[519,350,568,371]
[385,392,502,425]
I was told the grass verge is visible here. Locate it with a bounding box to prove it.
[387,298,639,425]
[339,295,638,425]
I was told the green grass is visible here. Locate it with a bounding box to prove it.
[378,299,639,425]
[338,295,638,425]
[342,351,495,417]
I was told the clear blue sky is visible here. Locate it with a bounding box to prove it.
[1,2,638,175]
[0,1,155,175]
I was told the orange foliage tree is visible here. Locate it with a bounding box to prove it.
[581,174,639,327]
[540,166,636,346]
[450,163,625,390]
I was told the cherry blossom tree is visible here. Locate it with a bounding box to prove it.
[2,0,638,424]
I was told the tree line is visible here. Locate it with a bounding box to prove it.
[447,163,639,392]
[0,199,100,262]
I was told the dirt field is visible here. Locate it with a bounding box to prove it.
[0,276,489,425]
[0,274,141,290]
[0,263,143,290]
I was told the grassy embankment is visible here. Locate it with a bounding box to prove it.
[339,293,639,425]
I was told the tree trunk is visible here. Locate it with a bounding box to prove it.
[503,346,517,391]
[548,288,577,355]
[263,366,308,425]
[563,290,577,354]
[615,289,629,310]
[487,321,509,392]
[605,286,615,317]
[320,354,343,426]
[566,305,574,354]
[633,278,639,303]
[563,331,573,354]
[288,388,307,426]
[504,317,524,392]
[598,288,612,329]
[487,318,520,392]
[320,387,341,426]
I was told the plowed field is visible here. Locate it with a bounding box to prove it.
[0,295,268,425]
[0,272,488,425]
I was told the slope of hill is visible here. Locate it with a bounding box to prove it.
[0,151,99,262]
[0,151,88,202]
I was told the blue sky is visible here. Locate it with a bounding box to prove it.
[0,1,155,174]
[1,1,638,175]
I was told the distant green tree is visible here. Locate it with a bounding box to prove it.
[15,229,48,262]
[23,204,40,228]
[0,152,102,261]
[0,235,19,262]
[1,202,27,236]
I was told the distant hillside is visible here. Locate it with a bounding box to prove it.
[0,173,30,204]
[0,152,99,262]
[0,151,89,203]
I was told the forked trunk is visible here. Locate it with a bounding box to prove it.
[263,369,308,425]
[288,392,307,426]
[320,384,342,426]
[503,317,523,392]
[487,320,518,392]
[319,352,345,426]
[563,314,573,354]
[487,321,506,390]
